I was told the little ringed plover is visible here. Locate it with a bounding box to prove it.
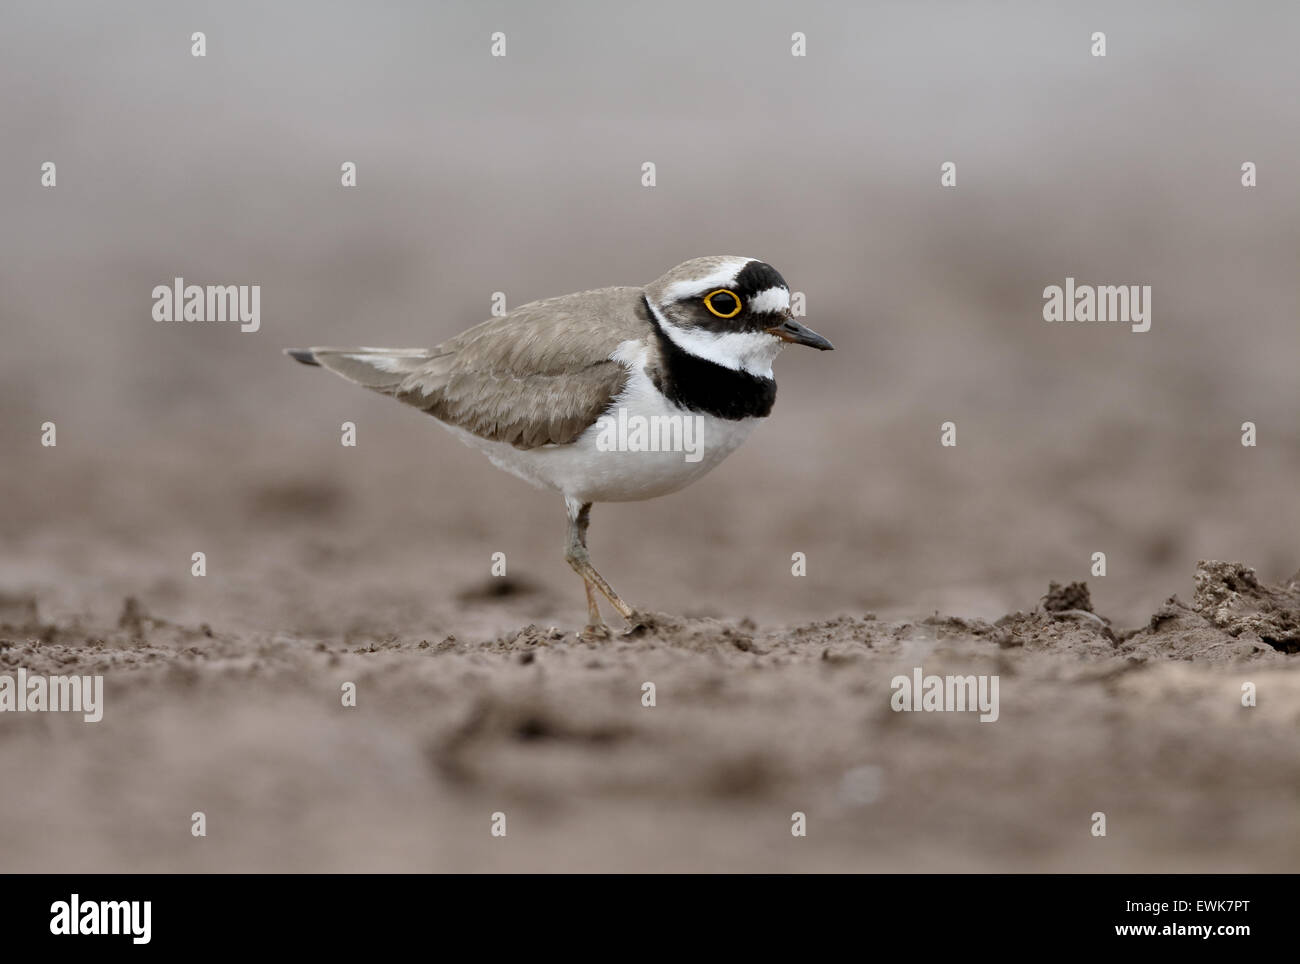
[286,256,832,638]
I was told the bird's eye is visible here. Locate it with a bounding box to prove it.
[703,289,742,319]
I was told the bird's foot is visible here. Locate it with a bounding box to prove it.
[577,622,612,642]
[621,610,655,637]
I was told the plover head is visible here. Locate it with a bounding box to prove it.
[643,256,833,377]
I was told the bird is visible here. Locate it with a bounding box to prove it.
[286,256,833,639]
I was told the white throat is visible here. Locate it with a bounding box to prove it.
[645,300,784,378]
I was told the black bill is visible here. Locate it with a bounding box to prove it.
[766,319,834,351]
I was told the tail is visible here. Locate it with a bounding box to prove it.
[283,346,434,393]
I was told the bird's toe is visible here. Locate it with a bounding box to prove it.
[577,623,612,642]
[621,611,656,637]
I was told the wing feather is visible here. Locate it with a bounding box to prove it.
[298,286,652,450]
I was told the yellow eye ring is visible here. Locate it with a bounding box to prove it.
[703,289,743,319]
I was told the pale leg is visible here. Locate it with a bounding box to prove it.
[564,498,642,634]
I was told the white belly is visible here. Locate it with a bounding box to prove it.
[439,364,762,504]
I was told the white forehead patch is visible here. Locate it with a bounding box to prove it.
[661,258,754,302]
[747,286,789,315]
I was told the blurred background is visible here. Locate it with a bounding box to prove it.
[2,0,1298,637]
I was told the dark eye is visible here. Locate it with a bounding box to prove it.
[703,289,742,319]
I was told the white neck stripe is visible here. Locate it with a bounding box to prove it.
[644,298,782,378]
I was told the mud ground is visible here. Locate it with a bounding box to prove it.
[1,550,1295,872]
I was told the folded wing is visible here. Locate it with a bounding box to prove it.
[287,285,651,450]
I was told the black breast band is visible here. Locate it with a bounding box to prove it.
[641,297,777,420]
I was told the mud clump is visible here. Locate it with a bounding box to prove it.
[117,596,151,638]
[991,609,1115,655]
[491,624,565,652]
[1042,581,1093,613]
[1112,561,1298,662]
[0,593,56,644]
[1191,561,1300,654]
[989,580,1115,654]
[985,564,1300,662]
[621,612,759,652]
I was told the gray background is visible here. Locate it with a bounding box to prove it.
[3,0,1298,631]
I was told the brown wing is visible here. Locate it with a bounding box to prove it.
[297,286,651,449]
